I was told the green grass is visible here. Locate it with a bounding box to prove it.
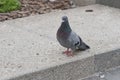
[0,0,21,13]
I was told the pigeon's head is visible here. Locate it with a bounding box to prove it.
[62,16,68,22]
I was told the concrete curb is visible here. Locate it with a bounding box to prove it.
[9,49,120,80]
[72,0,96,6]
[96,0,120,8]
[9,56,94,80]
[73,0,120,9]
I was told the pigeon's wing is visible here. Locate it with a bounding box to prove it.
[68,31,81,51]
[78,36,90,50]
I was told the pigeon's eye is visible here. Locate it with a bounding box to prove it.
[75,42,79,46]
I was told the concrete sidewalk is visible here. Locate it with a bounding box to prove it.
[0,4,120,80]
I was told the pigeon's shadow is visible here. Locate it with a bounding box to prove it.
[74,50,83,55]
[74,49,90,55]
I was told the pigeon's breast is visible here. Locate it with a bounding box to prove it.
[57,31,71,48]
[57,37,72,48]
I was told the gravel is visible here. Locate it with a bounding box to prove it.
[0,0,74,22]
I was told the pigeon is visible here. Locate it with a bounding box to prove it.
[56,16,90,56]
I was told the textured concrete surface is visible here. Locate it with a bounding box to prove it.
[97,0,120,8]
[82,67,120,80]
[72,0,96,6]
[0,4,120,80]
[95,49,120,72]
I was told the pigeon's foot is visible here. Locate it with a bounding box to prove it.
[66,52,73,57]
[63,49,73,57]
[63,50,73,56]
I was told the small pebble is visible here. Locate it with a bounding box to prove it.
[36,53,39,55]
[32,43,34,45]
[100,74,105,78]
[18,65,22,68]
[8,43,11,46]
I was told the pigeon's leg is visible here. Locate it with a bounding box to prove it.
[63,48,71,54]
[63,48,73,56]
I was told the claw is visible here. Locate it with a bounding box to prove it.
[63,48,73,57]
[66,52,73,57]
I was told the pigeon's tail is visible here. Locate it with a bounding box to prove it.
[77,36,90,51]
[78,42,90,51]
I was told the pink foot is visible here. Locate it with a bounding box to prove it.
[63,50,71,54]
[63,50,73,57]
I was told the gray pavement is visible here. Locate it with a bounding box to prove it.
[82,67,120,80]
